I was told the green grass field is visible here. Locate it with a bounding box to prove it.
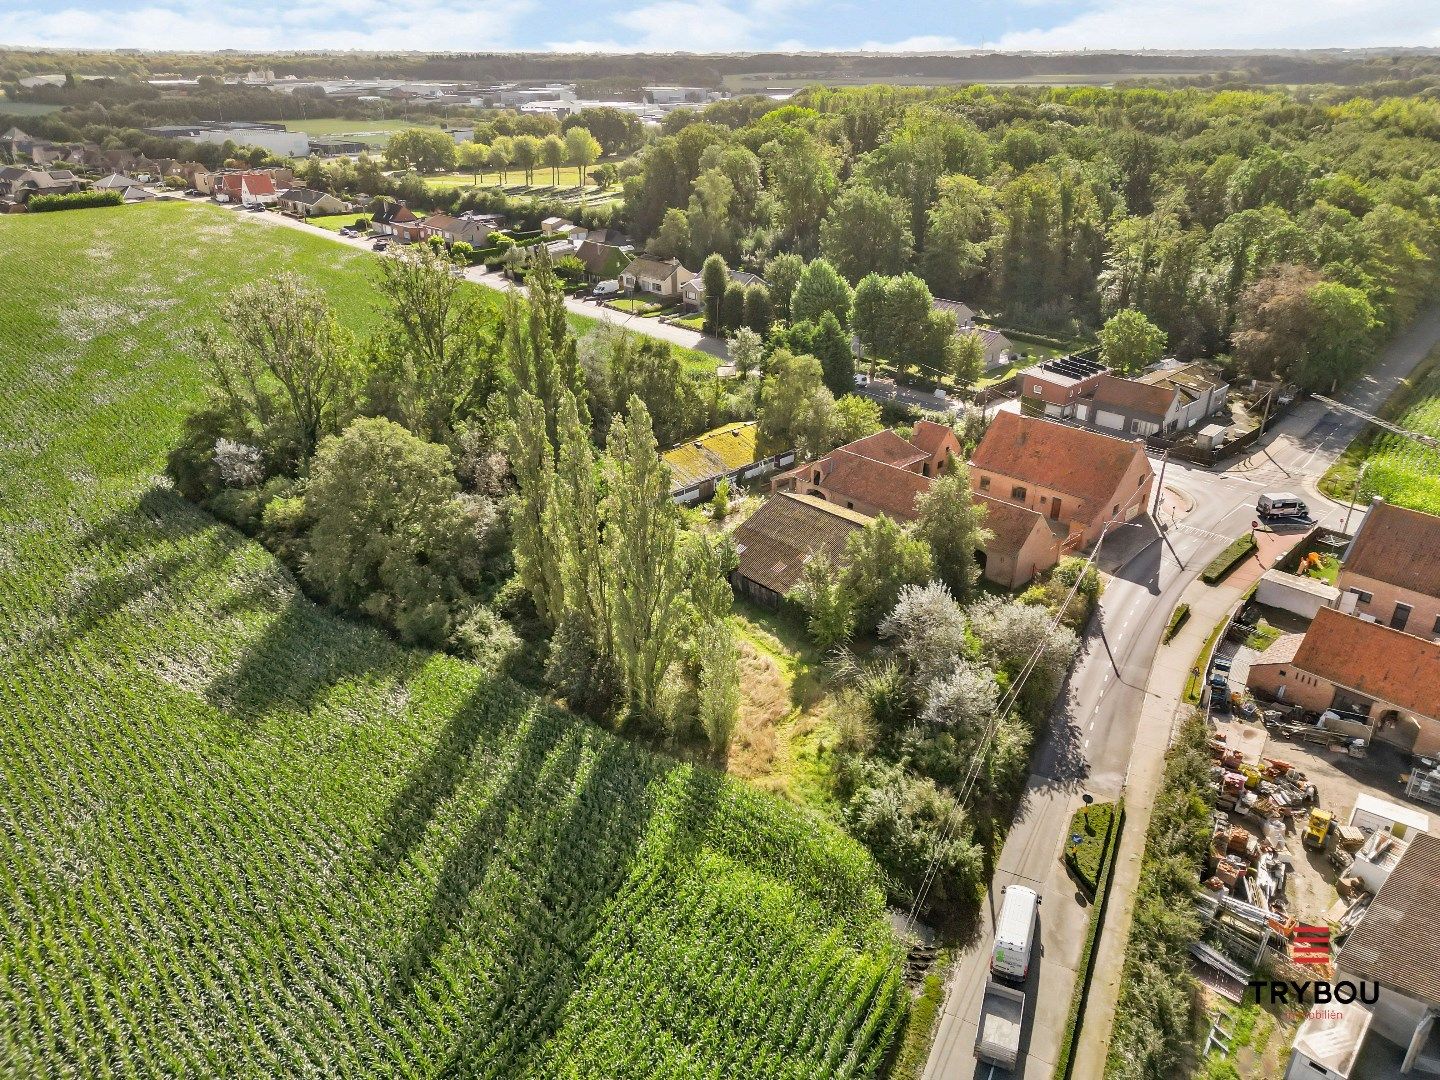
[283,117,442,147]
[1321,344,1440,515]
[0,97,63,116]
[0,202,904,1076]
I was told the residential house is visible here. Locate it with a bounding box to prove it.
[730,493,872,606]
[178,163,212,192]
[663,421,795,505]
[507,237,577,266]
[93,173,156,201]
[1016,355,1110,418]
[771,420,962,520]
[1333,831,1440,1073]
[277,187,348,216]
[620,256,695,299]
[1,126,35,159]
[574,239,634,282]
[369,201,420,236]
[1074,374,1182,438]
[931,297,976,325]
[390,217,430,244]
[541,215,572,234]
[1246,607,1440,757]
[214,171,278,206]
[679,268,769,310]
[1136,361,1229,430]
[969,411,1154,550]
[1338,499,1440,640]
[0,167,86,203]
[423,211,502,247]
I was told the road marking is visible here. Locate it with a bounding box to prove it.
[1084,738,1090,749]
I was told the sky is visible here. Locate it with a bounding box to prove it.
[2,0,1439,54]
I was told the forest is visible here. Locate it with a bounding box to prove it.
[620,81,1440,390]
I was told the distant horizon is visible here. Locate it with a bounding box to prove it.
[2,0,1438,55]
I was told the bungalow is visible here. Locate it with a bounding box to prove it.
[620,255,695,299]
[0,167,86,203]
[969,411,1154,551]
[423,211,501,247]
[1015,355,1110,419]
[730,493,872,606]
[93,173,156,201]
[574,239,634,282]
[771,420,963,520]
[964,326,1016,369]
[679,269,769,310]
[277,187,348,217]
[932,297,976,325]
[1246,607,1440,756]
[370,201,421,236]
[1337,499,1440,640]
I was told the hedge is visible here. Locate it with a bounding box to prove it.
[1163,602,1191,642]
[28,190,124,212]
[1053,800,1125,1080]
[1064,802,1116,897]
[1201,533,1257,584]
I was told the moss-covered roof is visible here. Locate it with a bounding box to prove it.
[663,422,762,491]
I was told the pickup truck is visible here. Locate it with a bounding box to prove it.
[975,979,1026,1070]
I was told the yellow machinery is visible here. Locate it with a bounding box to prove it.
[1303,808,1334,849]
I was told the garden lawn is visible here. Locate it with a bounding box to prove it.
[304,212,369,232]
[0,202,905,1077]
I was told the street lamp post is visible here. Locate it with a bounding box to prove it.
[1342,461,1369,535]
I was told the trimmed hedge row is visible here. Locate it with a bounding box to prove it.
[1201,533,1257,584]
[29,190,124,212]
[1064,801,1116,897]
[1053,800,1125,1080]
[1163,602,1191,642]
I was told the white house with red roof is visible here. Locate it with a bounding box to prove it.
[214,171,278,207]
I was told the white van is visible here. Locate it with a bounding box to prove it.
[1257,492,1308,519]
[991,885,1041,982]
[592,279,620,297]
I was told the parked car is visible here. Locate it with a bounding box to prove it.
[592,279,620,297]
[854,372,871,387]
[1256,492,1309,520]
[183,188,199,197]
[372,239,389,251]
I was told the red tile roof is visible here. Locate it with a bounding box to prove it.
[820,450,932,520]
[975,493,1062,551]
[910,418,960,459]
[840,428,930,469]
[1343,500,1440,600]
[1293,607,1440,720]
[241,172,275,196]
[970,412,1150,522]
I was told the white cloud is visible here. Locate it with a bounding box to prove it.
[547,0,821,52]
[983,0,1440,50]
[5,0,537,50]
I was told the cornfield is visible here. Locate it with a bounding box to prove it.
[0,203,905,1077]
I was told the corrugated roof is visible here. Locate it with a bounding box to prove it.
[1337,831,1440,1007]
[732,494,871,596]
[1343,500,1440,600]
[1293,607,1440,719]
[662,422,762,490]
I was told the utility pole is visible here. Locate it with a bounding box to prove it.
[1341,461,1369,535]
[1258,382,1277,437]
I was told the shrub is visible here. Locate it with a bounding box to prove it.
[1063,801,1115,896]
[28,190,124,212]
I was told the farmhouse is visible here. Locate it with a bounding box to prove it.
[975,495,1070,590]
[1246,607,1440,757]
[730,494,871,606]
[969,411,1154,550]
[1338,499,1440,639]
[770,420,962,521]
[620,255,695,298]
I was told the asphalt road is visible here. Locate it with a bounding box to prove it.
[922,304,1440,1079]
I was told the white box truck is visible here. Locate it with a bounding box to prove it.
[975,979,1026,1069]
[991,885,1041,982]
